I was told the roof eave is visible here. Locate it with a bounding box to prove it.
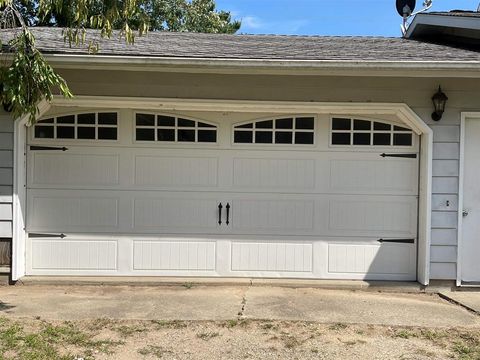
[406,13,480,38]
[39,53,480,78]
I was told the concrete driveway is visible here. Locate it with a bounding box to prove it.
[1,284,479,328]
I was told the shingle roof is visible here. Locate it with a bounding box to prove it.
[425,11,480,18]
[1,27,479,62]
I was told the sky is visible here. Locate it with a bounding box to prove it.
[216,0,479,37]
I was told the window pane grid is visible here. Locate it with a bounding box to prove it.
[331,118,413,147]
[234,116,315,145]
[135,114,217,143]
[34,113,118,140]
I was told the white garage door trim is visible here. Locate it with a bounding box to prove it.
[13,97,433,284]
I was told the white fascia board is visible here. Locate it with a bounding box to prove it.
[53,96,426,134]
[406,13,480,38]
[43,54,480,78]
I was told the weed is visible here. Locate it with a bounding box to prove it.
[261,322,277,330]
[197,331,220,341]
[115,324,148,337]
[328,323,348,331]
[394,329,417,339]
[138,345,173,358]
[452,341,476,357]
[225,320,238,328]
[89,318,115,331]
[419,329,447,342]
[183,282,194,289]
[151,320,187,329]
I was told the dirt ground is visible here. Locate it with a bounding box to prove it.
[1,316,480,360]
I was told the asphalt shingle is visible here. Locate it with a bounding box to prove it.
[0,27,479,62]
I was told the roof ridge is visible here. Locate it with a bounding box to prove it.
[1,26,401,40]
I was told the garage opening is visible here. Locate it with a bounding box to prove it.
[24,109,419,280]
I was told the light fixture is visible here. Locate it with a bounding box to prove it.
[431,86,448,121]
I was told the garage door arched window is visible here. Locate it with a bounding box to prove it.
[331,117,413,147]
[135,113,217,143]
[233,116,315,145]
[34,112,118,140]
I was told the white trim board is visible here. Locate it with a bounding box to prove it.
[12,100,51,280]
[13,97,433,284]
[457,112,480,287]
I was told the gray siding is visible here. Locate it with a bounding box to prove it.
[428,119,461,279]
[0,109,13,267]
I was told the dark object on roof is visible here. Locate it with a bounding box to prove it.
[406,10,480,48]
[396,0,416,17]
[0,27,479,63]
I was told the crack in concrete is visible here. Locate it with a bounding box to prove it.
[237,282,252,318]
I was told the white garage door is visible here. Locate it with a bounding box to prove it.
[25,111,419,280]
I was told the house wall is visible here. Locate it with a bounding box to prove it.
[8,69,480,280]
[0,109,13,267]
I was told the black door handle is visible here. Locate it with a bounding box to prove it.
[226,203,231,225]
[218,203,223,225]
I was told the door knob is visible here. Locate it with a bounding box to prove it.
[463,210,469,217]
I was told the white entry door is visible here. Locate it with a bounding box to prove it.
[460,116,480,283]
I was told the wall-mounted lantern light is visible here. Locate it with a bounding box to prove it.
[431,86,448,121]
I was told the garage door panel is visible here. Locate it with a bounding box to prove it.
[328,197,417,237]
[27,193,119,232]
[233,158,315,190]
[30,239,118,270]
[228,194,416,237]
[133,197,219,230]
[231,241,313,272]
[328,243,415,276]
[29,152,120,187]
[231,198,316,234]
[329,159,418,194]
[133,240,216,271]
[135,156,219,187]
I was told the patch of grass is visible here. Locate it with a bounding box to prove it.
[0,318,126,360]
[261,322,278,331]
[224,320,238,328]
[41,322,90,346]
[394,329,417,339]
[419,329,448,342]
[196,331,220,341]
[151,320,187,329]
[114,324,148,337]
[182,282,194,289]
[452,341,476,358]
[88,318,116,331]
[0,322,23,350]
[328,323,348,331]
[138,345,173,358]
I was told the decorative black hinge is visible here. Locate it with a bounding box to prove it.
[380,153,417,159]
[30,146,68,151]
[29,233,66,239]
[378,238,415,244]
